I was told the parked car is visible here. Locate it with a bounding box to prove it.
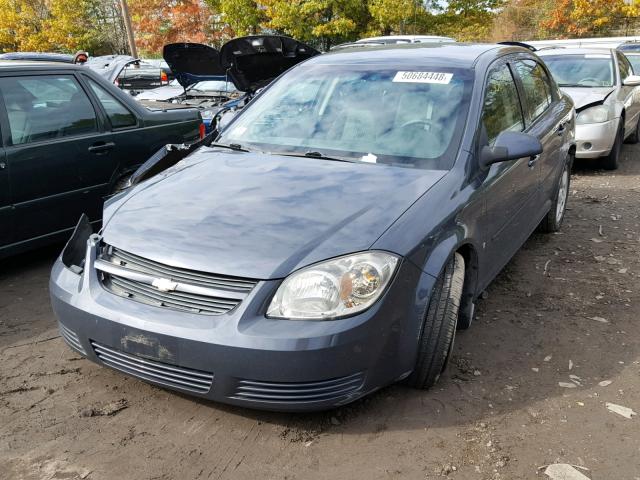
[622,51,640,74]
[332,34,455,50]
[538,47,640,169]
[138,37,319,133]
[142,58,174,82]
[0,60,205,259]
[0,51,89,64]
[85,55,168,96]
[51,43,575,412]
[617,41,640,52]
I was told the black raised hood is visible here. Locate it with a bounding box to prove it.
[163,43,226,88]
[220,35,320,93]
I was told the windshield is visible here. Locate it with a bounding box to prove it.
[542,54,614,87]
[219,64,472,170]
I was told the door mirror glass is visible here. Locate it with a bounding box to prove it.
[623,74,640,86]
[480,131,542,168]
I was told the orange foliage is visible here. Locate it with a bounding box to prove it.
[129,0,232,55]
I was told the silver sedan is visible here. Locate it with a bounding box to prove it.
[538,47,640,169]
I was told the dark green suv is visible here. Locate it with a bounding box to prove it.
[0,61,203,258]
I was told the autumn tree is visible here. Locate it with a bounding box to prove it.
[367,0,431,36]
[129,0,222,55]
[431,0,506,41]
[541,0,640,38]
[205,0,264,37]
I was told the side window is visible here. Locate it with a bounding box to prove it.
[482,64,524,145]
[617,52,633,78]
[86,78,137,128]
[513,60,553,123]
[0,75,97,145]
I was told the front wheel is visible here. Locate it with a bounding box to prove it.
[406,253,465,390]
[539,161,570,233]
[602,123,623,170]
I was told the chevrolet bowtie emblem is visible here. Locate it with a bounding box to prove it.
[152,278,178,292]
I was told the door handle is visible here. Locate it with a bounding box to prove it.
[0,161,5,170]
[528,155,540,168]
[556,123,566,135]
[88,142,115,154]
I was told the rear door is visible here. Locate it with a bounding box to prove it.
[478,59,540,284]
[511,58,564,212]
[0,73,112,244]
[615,50,640,135]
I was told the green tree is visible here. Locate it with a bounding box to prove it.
[367,0,431,36]
[432,0,505,41]
[262,0,370,49]
[205,0,264,36]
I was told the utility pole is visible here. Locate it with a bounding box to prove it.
[119,0,138,58]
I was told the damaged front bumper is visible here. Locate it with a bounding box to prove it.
[575,118,618,159]
[50,231,433,412]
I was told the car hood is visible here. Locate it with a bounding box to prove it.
[102,149,446,279]
[136,85,184,101]
[219,35,320,92]
[560,86,615,110]
[163,43,226,88]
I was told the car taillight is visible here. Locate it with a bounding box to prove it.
[199,123,206,139]
[161,71,168,85]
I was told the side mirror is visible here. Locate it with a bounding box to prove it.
[480,131,543,169]
[623,74,640,86]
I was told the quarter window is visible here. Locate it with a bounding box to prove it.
[617,51,633,78]
[86,78,137,128]
[513,60,553,122]
[482,64,524,145]
[0,75,97,145]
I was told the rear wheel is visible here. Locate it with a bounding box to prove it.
[407,253,465,389]
[539,160,570,233]
[602,122,623,170]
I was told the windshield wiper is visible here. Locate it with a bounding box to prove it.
[210,142,249,152]
[276,151,354,163]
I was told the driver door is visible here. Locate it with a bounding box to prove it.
[477,60,541,285]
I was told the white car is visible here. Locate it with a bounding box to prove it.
[538,47,640,169]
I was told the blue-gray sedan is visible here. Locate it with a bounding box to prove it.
[50,43,575,411]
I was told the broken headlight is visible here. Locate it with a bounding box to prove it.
[267,251,399,320]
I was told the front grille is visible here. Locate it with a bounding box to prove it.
[96,245,258,315]
[91,341,213,393]
[59,322,86,355]
[231,372,365,404]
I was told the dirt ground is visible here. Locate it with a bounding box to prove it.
[1,145,639,480]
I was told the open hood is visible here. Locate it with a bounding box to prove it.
[219,35,320,93]
[560,86,615,111]
[163,43,226,88]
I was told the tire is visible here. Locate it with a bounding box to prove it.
[407,252,465,390]
[625,116,640,144]
[538,160,570,233]
[602,122,623,170]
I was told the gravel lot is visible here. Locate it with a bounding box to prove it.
[1,146,639,480]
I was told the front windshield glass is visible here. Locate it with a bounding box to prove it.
[218,64,473,170]
[542,54,614,87]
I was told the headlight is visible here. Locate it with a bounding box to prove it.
[267,251,400,320]
[576,105,610,125]
[200,108,216,120]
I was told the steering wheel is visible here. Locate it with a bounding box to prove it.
[578,77,603,87]
[400,119,431,130]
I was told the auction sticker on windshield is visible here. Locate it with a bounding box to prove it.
[393,71,453,84]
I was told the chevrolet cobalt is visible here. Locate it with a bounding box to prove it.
[50,44,575,411]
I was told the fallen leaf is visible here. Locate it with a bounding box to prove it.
[559,382,577,389]
[606,402,636,419]
[588,316,609,323]
[544,464,591,480]
[598,380,612,387]
[590,238,603,243]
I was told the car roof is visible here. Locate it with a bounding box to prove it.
[315,43,518,68]
[0,60,84,71]
[537,47,613,56]
[358,35,455,42]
